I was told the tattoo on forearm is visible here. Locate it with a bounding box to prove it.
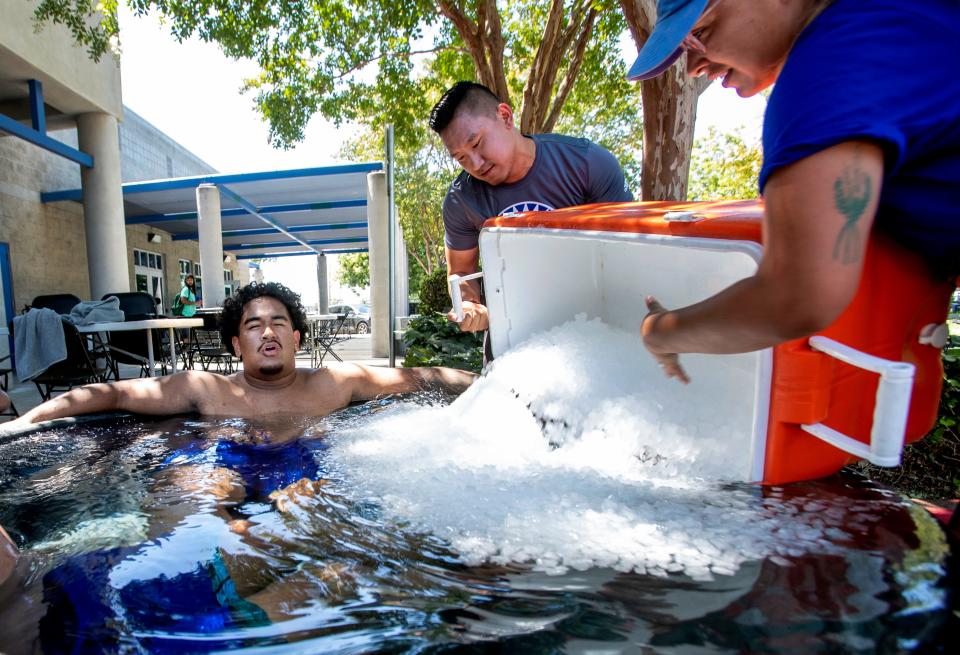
[832,164,872,264]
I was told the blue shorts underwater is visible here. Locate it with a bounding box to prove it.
[38,438,326,652]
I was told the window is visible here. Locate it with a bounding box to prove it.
[133,249,162,271]
[223,269,234,298]
[179,259,192,277]
[132,249,165,311]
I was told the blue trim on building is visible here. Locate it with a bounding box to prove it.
[127,199,368,226]
[0,243,16,367]
[28,80,46,134]
[0,113,93,168]
[236,247,368,260]
[218,185,322,255]
[229,236,368,251]
[173,221,368,241]
[42,162,383,202]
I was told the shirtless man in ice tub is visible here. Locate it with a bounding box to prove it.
[2,281,476,431]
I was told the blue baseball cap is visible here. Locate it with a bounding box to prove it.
[627,0,709,81]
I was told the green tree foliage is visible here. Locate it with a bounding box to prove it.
[35,0,644,189]
[687,126,763,201]
[337,252,369,290]
[34,0,120,61]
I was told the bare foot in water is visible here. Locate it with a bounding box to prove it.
[245,561,358,622]
[269,478,328,513]
[0,525,19,588]
[228,519,255,535]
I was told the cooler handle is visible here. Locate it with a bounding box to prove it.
[801,336,915,467]
[448,272,485,322]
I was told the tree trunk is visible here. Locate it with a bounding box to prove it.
[620,0,710,200]
[640,69,705,200]
[436,0,511,105]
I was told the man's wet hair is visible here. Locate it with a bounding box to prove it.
[429,81,503,135]
[221,282,309,349]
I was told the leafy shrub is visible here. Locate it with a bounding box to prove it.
[402,313,483,373]
[930,349,959,443]
[418,267,450,315]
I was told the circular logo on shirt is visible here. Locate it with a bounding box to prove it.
[499,201,556,216]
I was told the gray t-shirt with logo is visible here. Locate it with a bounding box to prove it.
[442,133,634,250]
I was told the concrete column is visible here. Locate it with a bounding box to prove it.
[367,171,389,357]
[196,184,226,308]
[77,112,128,299]
[316,254,329,313]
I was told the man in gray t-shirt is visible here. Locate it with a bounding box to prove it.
[429,81,634,335]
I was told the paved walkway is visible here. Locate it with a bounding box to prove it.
[2,333,392,418]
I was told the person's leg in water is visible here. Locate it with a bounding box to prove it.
[0,525,45,654]
[225,478,358,623]
[0,525,18,588]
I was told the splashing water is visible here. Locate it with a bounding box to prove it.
[329,317,856,578]
[0,342,952,651]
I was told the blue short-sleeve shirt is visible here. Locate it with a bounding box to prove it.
[761,0,960,275]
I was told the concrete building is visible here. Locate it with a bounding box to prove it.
[0,107,238,311]
[0,3,240,365]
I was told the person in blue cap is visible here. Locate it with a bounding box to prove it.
[631,0,960,382]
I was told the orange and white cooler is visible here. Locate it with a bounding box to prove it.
[452,200,955,485]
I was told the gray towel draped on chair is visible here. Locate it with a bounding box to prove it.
[65,297,125,326]
[12,308,67,380]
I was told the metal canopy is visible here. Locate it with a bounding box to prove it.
[41,163,382,259]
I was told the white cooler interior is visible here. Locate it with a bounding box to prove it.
[479,228,772,482]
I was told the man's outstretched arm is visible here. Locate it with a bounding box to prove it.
[336,363,478,403]
[2,372,201,432]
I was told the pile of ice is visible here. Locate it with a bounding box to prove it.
[329,316,840,578]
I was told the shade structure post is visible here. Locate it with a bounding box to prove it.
[196,183,226,308]
[386,125,397,367]
[367,171,390,358]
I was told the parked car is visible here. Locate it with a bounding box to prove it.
[329,304,371,334]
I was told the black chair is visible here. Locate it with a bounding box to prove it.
[102,292,158,318]
[0,354,19,417]
[187,312,234,374]
[309,315,348,367]
[102,313,172,379]
[99,293,166,378]
[29,319,108,401]
[30,294,81,315]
